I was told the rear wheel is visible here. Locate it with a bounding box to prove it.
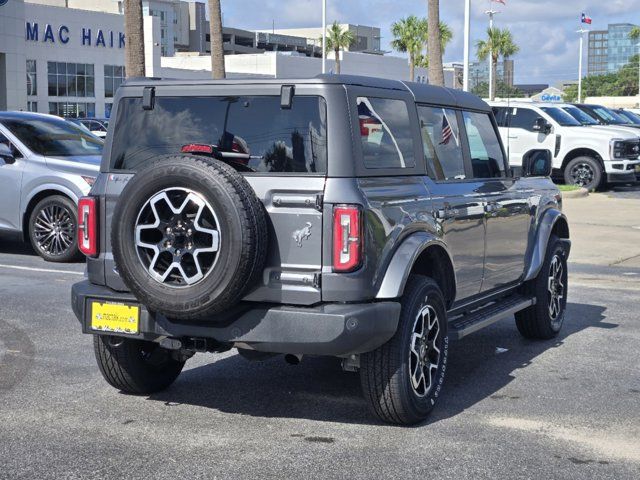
[28,195,80,262]
[564,156,602,191]
[516,235,568,339]
[93,335,185,394]
[360,275,448,425]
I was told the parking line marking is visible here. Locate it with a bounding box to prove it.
[0,264,84,276]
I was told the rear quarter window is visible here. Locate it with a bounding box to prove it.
[357,97,415,169]
[110,95,327,173]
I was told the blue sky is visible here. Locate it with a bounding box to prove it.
[216,0,640,85]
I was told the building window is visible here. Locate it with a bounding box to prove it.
[105,102,113,118]
[104,65,126,98]
[47,62,95,98]
[27,101,38,112]
[26,60,37,96]
[49,101,96,118]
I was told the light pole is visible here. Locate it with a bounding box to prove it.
[463,0,470,91]
[577,28,588,103]
[484,7,500,99]
[322,0,327,74]
[637,42,640,100]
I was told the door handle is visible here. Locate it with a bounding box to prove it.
[435,206,458,220]
[485,202,499,214]
[508,135,519,139]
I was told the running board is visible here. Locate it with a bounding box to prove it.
[448,294,536,340]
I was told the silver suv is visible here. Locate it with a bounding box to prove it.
[0,112,102,261]
[71,76,570,425]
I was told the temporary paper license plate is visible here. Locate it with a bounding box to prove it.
[635,164,640,173]
[90,301,140,335]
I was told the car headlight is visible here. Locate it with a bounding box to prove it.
[82,176,96,186]
[610,139,626,159]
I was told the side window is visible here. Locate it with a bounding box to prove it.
[0,132,23,159]
[418,106,465,181]
[463,111,506,179]
[492,107,508,127]
[357,97,415,169]
[509,108,539,131]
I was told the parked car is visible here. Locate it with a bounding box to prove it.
[72,75,570,425]
[491,101,640,190]
[573,104,640,130]
[69,118,109,138]
[0,112,102,261]
[612,108,640,126]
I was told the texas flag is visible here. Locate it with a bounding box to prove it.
[493,0,507,4]
[581,13,593,25]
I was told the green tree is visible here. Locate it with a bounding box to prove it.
[392,16,452,81]
[476,27,519,101]
[472,81,522,99]
[629,26,640,41]
[322,21,355,74]
[563,55,640,101]
[427,0,445,86]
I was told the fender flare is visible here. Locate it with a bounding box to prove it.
[376,232,455,299]
[523,208,571,282]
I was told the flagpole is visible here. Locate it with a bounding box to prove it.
[485,2,500,100]
[577,28,587,103]
[322,0,327,74]
[463,0,471,91]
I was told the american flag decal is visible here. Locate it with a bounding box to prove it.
[440,115,453,145]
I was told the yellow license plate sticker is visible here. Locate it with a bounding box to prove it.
[90,301,140,334]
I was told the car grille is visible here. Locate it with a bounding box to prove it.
[623,140,640,159]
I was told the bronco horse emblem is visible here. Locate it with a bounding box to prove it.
[292,222,312,247]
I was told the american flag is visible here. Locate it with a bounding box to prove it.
[440,115,453,145]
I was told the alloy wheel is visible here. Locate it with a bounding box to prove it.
[569,162,594,187]
[134,188,220,287]
[33,204,76,257]
[547,254,565,324]
[409,301,441,397]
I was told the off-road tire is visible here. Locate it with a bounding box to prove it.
[516,235,568,339]
[111,155,268,319]
[93,335,184,394]
[28,195,81,263]
[564,156,602,191]
[360,275,449,425]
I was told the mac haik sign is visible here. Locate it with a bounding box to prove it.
[25,22,125,49]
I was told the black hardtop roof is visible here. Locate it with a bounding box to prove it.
[122,74,490,112]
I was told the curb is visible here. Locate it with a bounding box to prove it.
[562,187,589,199]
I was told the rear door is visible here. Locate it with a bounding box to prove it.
[461,110,530,292]
[418,105,486,301]
[503,107,555,167]
[103,85,328,304]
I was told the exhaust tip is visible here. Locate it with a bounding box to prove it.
[284,354,302,365]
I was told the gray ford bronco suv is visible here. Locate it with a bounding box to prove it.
[71,75,570,425]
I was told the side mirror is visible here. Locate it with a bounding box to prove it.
[532,117,551,134]
[0,143,15,165]
[522,149,552,177]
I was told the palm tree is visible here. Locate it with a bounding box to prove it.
[416,22,453,68]
[208,0,225,79]
[123,0,145,77]
[629,26,640,40]
[476,27,519,100]
[427,0,445,86]
[323,21,355,74]
[391,16,428,81]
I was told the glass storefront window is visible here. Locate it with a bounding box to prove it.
[104,65,126,98]
[26,60,37,96]
[47,62,95,98]
[49,102,96,118]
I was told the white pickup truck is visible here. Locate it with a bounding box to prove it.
[490,101,640,190]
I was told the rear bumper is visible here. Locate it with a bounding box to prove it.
[71,280,400,357]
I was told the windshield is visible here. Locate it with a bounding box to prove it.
[591,106,629,125]
[562,106,599,125]
[540,107,582,126]
[2,117,103,157]
[616,110,640,125]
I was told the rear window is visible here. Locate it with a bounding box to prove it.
[110,95,327,173]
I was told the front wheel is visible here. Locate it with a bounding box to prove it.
[93,335,185,394]
[516,235,568,339]
[564,156,602,191]
[360,275,449,425]
[28,195,80,262]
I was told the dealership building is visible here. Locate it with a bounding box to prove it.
[1,0,435,119]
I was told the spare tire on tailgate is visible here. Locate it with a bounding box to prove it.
[111,155,268,320]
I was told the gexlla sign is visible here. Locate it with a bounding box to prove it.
[25,22,125,48]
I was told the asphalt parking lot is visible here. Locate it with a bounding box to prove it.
[1,191,639,479]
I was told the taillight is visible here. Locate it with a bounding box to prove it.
[181,143,214,154]
[333,205,363,272]
[78,197,98,257]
